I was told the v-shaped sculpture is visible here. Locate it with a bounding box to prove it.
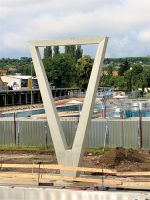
[29,37,108,177]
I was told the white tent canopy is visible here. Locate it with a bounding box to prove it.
[66,100,82,104]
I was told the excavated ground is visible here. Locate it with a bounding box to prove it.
[0,147,149,173]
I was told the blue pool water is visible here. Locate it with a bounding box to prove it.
[126,110,150,117]
[1,103,150,118]
[0,109,45,118]
[0,104,82,118]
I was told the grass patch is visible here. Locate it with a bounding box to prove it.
[0,145,54,152]
[0,146,111,154]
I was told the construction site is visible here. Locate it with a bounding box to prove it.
[0,37,150,199]
[0,143,149,199]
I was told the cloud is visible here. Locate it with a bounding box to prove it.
[137,29,150,43]
[107,36,130,57]
[0,0,150,57]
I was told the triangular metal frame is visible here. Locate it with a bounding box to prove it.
[29,37,108,177]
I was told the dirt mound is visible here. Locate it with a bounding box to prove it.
[101,147,143,168]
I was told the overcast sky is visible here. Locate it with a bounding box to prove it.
[0,0,150,58]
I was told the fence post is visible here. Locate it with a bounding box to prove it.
[139,109,143,149]
[13,112,16,146]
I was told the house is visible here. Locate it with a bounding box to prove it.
[0,70,7,76]
[101,70,118,77]
[0,77,8,90]
[1,74,38,90]
[112,70,119,76]
[8,67,17,72]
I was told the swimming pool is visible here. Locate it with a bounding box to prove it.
[1,103,150,118]
[0,104,82,118]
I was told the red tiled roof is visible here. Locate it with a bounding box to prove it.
[0,70,7,72]
[8,68,17,71]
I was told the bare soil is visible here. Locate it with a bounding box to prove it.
[0,147,149,173]
[84,147,150,172]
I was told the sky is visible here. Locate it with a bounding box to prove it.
[0,0,150,58]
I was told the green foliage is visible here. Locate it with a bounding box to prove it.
[109,76,126,90]
[124,70,132,92]
[53,46,60,56]
[65,45,76,58]
[43,54,77,88]
[1,55,150,91]
[64,45,83,61]
[0,58,35,76]
[75,45,83,60]
[131,64,143,75]
[105,56,150,65]
[118,59,130,76]
[76,55,93,89]
[130,65,150,92]
[106,64,113,76]
[44,46,52,58]
[100,75,111,87]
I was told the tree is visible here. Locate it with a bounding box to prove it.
[43,54,76,88]
[124,69,132,92]
[132,65,150,92]
[44,46,52,58]
[118,59,130,76]
[100,74,111,87]
[131,64,143,75]
[76,55,93,89]
[65,45,76,58]
[75,45,83,60]
[124,64,150,92]
[141,68,150,91]
[109,76,126,90]
[53,46,60,56]
[106,64,113,76]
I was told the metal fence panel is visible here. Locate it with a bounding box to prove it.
[122,120,138,149]
[18,120,53,147]
[142,121,150,150]
[0,118,149,150]
[87,121,105,148]
[0,119,14,146]
[108,121,123,148]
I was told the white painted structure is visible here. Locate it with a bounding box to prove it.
[1,75,37,90]
[0,77,8,90]
[0,186,149,200]
[29,37,108,177]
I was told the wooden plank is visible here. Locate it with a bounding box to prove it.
[122,181,150,187]
[0,171,149,187]
[0,172,122,185]
[1,164,35,169]
[41,164,116,174]
[1,163,116,174]
[0,172,35,179]
[117,171,150,177]
[2,163,150,179]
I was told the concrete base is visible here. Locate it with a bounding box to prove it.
[0,185,149,200]
[53,180,74,187]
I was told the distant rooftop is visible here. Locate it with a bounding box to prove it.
[3,75,36,79]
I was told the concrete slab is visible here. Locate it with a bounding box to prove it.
[0,185,149,200]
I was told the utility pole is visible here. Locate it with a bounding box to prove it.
[31,62,33,105]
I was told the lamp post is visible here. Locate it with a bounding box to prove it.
[102,95,107,118]
[138,105,143,149]
[129,67,133,92]
[31,62,33,105]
